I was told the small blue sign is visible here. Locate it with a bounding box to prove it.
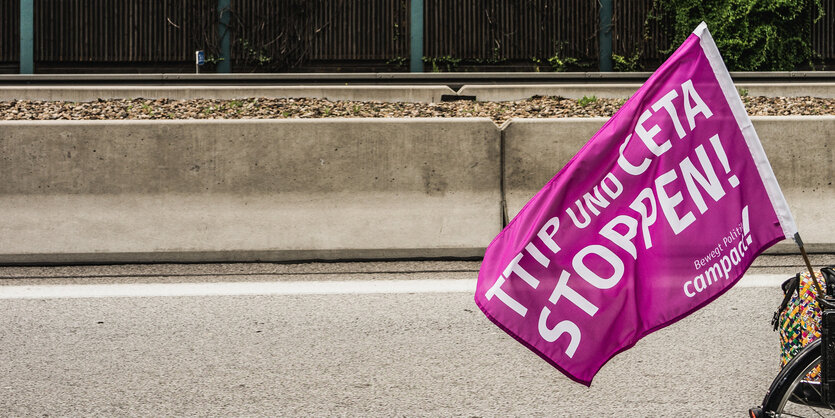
[196,50,205,66]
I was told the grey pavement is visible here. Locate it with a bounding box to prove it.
[1,256,833,417]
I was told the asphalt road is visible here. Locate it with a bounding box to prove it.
[1,257,833,417]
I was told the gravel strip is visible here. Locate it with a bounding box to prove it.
[0,96,832,124]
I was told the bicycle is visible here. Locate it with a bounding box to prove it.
[750,266,835,417]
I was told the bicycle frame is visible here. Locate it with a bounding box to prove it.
[751,269,835,417]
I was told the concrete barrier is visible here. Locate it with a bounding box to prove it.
[502,118,605,218]
[0,85,457,103]
[0,118,501,263]
[458,83,835,101]
[1,115,831,263]
[502,116,835,253]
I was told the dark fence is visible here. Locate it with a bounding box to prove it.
[613,0,671,69]
[36,0,215,63]
[814,0,835,63]
[423,0,598,71]
[233,0,409,70]
[0,0,832,73]
[0,0,19,68]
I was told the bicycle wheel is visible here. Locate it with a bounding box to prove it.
[759,339,835,417]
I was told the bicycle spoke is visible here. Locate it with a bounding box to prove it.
[776,412,813,418]
[762,341,835,417]
[777,411,826,418]
[809,384,823,399]
[782,397,832,418]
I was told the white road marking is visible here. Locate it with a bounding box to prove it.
[0,274,789,300]
[736,274,789,288]
[0,279,476,299]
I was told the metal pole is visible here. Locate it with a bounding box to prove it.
[217,0,231,73]
[795,233,824,296]
[410,0,424,73]
[598,0,613,72]
[19,0,33,74]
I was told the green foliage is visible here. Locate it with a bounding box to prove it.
[531,57,543,72]
[548,54,579,72]
[239,39,272,67]
[652,0,824,71]
[489,45,505,64]
[203,55,225,65]
[386,56,407,68]
[612,52,641,72]
[423,56,462,72]
[578,95,598,107]
[546,42,579,72]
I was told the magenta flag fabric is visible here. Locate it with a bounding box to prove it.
[474,23,797,386]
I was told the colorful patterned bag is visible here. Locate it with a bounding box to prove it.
[774,267,835,380]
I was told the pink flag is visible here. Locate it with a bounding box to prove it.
[474,23,797,386]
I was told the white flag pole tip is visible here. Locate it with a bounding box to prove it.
[693,21,709,37]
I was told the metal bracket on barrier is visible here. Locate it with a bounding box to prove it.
[440,94,476,102]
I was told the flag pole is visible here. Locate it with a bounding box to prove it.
[795,232,823,296]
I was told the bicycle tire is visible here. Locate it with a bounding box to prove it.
[760,339,835,416]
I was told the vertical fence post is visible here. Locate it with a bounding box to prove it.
[217,0,231,73]
[19,0,33,74]
[410,0,424,72]
[599,0,613,72]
